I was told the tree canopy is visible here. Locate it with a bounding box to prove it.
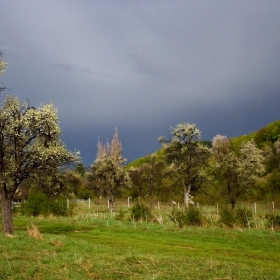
[158,123,210,207]
[0,96,80,234]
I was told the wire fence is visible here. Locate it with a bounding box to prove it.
[74,197,280,216]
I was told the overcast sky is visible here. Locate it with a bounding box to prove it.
[1,0,280,166]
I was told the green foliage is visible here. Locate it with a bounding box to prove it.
[159,123,211,207]
[230,134,254,152]
[89,156,131,203]
[212,139,265,208]
[254,120,280,147]
[267,169,280,195]
[170,207,202,227]
[126,151,165,170]
[127,120,280,207]
[265,213,280,229]
[218,206,236,228]
[21,188,73,217]
[115,208,127,221]
[75,163,86,177]
[77,186,94,200]
[235,207,253,228]
[126,156,151,169]
[218,206,253,228]
[130,202,151,221]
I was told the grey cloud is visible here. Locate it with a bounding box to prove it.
[1,0,280,166]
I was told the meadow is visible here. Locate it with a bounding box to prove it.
[1,200,280,280]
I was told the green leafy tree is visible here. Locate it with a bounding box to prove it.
[128,154,164,208]
[0,96,79,235]
[158,123,210,208]
[211,135,265,208]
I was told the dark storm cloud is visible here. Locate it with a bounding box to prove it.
[1,0,280,166]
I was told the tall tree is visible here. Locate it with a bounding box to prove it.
[128,154,164,208]
[89,128,130,211]
[211,135,265,208]
[0,96,79,235]
[158,123,210,208]
[96,127,123,165]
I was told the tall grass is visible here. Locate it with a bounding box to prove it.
[1,199,279,279]
[0,214,280,279]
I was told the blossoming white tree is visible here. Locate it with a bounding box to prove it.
[0,96,79,235]
[0,52,8,91]
[158,123,210,208]
[211,135,265,208]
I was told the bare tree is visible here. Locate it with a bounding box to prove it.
[89,128,130,211]
[97,127,123,165]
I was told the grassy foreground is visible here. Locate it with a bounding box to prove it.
[0,215,280,280]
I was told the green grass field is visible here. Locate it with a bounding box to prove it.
[1,209,280,280]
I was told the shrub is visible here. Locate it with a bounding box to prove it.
[130,202,151,222]
[21,188,73,217]
[218,206,236,228]
[265,213,280,229]
[170,207,202,227]
[77,186,93,200]
[115,208,126,221]
[21,190,48,216]
[219,206,254,228]
[235,207,253,228]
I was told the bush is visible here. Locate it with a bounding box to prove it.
[170,207,202,227]
[77,186,93,200]
[115,208,126,221]
[235,207,253,228]
[21,188,73,217]
[218,206,253,228]
[21,190,48,216]
[265,213,280,229]
[130,202,151,222]
[218,206,236,228]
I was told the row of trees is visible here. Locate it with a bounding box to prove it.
[0,53,279,235]
[70,122,274,215]
[128,123,267,209]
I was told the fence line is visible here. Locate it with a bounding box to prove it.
[72,198,280,215]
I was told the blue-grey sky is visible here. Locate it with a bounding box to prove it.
[1,0,280,166]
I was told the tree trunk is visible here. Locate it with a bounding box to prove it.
[108,197,114,213]
[230,198,236,209]
[149,184,153,209]
[1,191,14,235]
[183,184,191,208]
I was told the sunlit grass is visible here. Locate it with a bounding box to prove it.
[1,212,280,279]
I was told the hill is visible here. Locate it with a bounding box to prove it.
[127,120,280,168]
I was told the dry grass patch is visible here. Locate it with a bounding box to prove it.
[27,223,43,240]
[49,239,64,247]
